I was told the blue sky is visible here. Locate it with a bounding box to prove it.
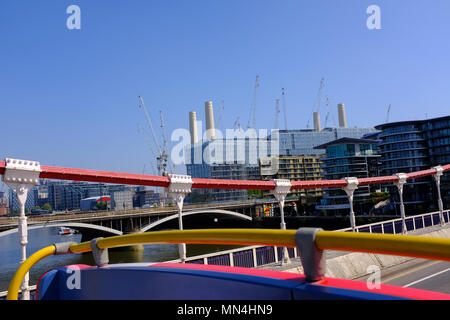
[0,0,449,175]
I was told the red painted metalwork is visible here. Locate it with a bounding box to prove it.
[290,180,347,189]
[192,178,275,190]
[0,160,449,190]
[39,165,171,188]
[357,176,399,186]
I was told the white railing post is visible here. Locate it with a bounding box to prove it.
[271,179,292,265]
[2,158,41,300]
[433,166,445,226]
[166,174,193,263]
[394,173,408,235]
[343,177,359,232]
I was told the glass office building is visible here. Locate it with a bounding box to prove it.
[185,127,379,202]
[275,128,379,156]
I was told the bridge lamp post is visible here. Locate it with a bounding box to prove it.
[433,166,445,226]
[394,173,408,235]
[271,179,292,265]
[2,158,41,300]
[343,177,359,232]
[166,174,193,263]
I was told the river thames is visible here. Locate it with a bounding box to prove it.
[0,227,242,292]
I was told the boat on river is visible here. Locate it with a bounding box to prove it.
[58,227,77,236]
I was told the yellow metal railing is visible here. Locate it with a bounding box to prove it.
[7,229,450,300]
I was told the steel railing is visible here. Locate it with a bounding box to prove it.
[168,210,450,269]
[6,228,450,300]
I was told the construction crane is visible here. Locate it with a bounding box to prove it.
[159,110,173,174]
[216,100,225,131]
[247,75,260,129]
[385,104,391,123]
[281,88,288,130]
[274,99,280,129]
[138,96,169,176]
[323,95,336,128]
[233,117,243,132]
[307,78,325,129]
[137,123,158,175]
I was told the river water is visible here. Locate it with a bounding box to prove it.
[0,227,242,292]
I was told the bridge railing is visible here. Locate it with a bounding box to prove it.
[166,245,298,268]
[165,210,450,268]
[6,228,450,300]
[337,210,450,234]
[1,158,449,300]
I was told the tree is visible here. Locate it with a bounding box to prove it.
[96,202,107,210]
[42,203,52,212]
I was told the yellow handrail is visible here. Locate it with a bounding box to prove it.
[315,231,450,261]
[7,228,450,300]
[6,245,55,300]
[69,229,297,253]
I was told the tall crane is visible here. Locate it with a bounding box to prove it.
[281,88,288,130]
[274,99,280,129]
[233,117,243,132]
[323,95,336,128]
[159,110,172,174]
[216,100,225,131]
[137,123,158,175]
[307,78,325,129]
[138,96,169,176]
[385,104,391,123]
[247,75,260,129]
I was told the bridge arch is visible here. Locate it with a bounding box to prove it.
[0,222,123,239]
[140,209,252,232]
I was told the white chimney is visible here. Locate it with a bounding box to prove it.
[205,101,216,140]
[313,112,321,131]
[338,103,347,128]
[189,111,198,144]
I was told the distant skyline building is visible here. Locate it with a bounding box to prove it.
[275,127,379,156]
[133,189,161,208]
[111,191,134,211]
[375,115,450,210]
[184,99,380,202]
[259,154,324,199]
[314,137,381,214]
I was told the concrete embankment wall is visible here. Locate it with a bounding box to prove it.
[282,225,450,280]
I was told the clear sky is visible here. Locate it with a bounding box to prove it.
[1,0,449,175]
